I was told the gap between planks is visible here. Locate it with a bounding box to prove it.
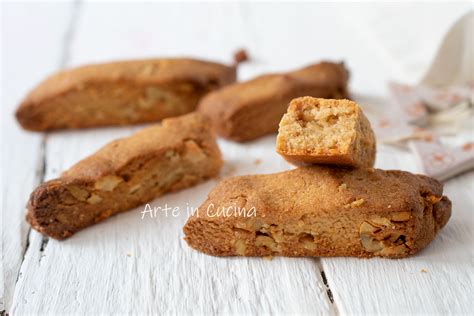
[12,0,83,295]
[202,3,339,311]
[14,135,45,285]
[315,259,339,315]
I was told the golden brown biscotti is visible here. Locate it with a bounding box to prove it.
[183,166,451,258]
[16,58,236,131]
[198,61,349,142]
[27,113,223,239]
[276,97,376,168]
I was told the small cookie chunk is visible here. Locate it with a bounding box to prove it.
[276,97,376,168]
[198,61,349,142]
[233,48,249,64]
[27,113,222,239]
[16,58,236,131]
[183,166,451,258]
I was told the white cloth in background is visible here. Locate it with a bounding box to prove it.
[370,12,474,181]
[338,3,471,85]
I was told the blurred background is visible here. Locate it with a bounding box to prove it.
[2,1,472,98]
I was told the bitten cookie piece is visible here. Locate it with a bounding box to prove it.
[184,166,451,258]
[16,58,236,131]
[276,97,376,168]
[198,61,349,142]
[27,113,222,239]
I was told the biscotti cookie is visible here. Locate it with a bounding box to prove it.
[198,61,349,142]
[16,58,236,131]
[276,97,376,168]
[184,166,451,258]
[27,113,222,239]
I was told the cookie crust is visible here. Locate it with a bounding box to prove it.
[16,58,236,131]
[183,166,451,258]
[27,113,223,239]
[198,61,349,142]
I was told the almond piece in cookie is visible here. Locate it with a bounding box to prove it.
[16,58,236,131]
[183,166,451,258]
[27,113,222,239]
[276,97,376,168]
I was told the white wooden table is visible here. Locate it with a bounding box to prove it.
[2,2,473,315]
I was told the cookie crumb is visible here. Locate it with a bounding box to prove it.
[233,48,249,64]
[463,142,474,151]
[254,159,262,165]
[263,255,273,261]
[433,153,445,162]
[421,268,428,273]
[127,253,132,257]
[378,119,390,128]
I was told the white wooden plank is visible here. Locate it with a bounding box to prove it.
[321,136,474,315]
[1,2,73,313]
[10,2,332,314]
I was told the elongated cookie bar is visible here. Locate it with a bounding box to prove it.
[198,61,349,142]
[276,97,376,168]
[16,58,236,131]
[27,113,222,239]
[184,166,451,258]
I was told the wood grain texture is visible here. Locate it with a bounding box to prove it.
[322,145,474,314]
[5,2,473,315]
[1,2,74,312]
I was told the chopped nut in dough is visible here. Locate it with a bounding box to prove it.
[183,140,207,163]
[255,235,278,251]
[344,198,365,208]
[94,175,123,191]
[66,185,90,201]
[235,239,247,255]
[359,218,410,256]
[369,217,391,227]
[128,183,141,194]
[391,211,411,222]
[87,193,103,204]
[360,233,384,252]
